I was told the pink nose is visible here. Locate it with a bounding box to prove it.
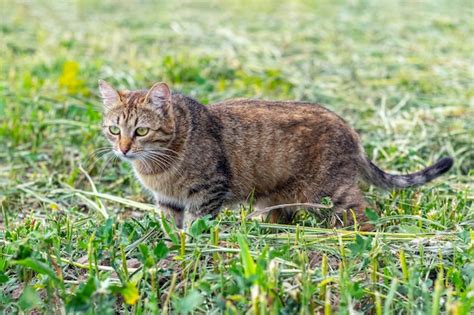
[121,147,130,155]
[119,140,132,155]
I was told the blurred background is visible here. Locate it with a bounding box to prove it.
[1,0,473,224]
[2,0,473,197]
[0,1,473,312]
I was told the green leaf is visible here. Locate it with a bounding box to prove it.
[347,234,372,256]
[12,258,60,283]
[97,218,114,245]
[237,234,256,278]
[0,271,9,284]
[153,241,169,260]
[160,215,179,245]
[18,286,41,311]
[139,244,154,268]
[461,263,474,284]
[15,244,33,260]
[365,208,379,222]
[399,224,423,234]
[189,218,207,238]
[138,244,149,259]
[348,281,365,299]
[67,276,97,311]
[458,230,470,244]
[174,290,203,314]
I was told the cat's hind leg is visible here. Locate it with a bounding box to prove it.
[331,185,374,231]
[266,207,295,224]
[262,183,374,230]
[258,195,301,224]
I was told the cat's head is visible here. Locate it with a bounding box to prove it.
[98,80,176,161]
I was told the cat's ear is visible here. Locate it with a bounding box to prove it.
[147,82,172,108]
[98,79,120,109]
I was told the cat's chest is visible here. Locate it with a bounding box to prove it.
[135,171,175,193]
[134,170,185,201]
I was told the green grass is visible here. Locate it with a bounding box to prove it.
[1,0,473,313]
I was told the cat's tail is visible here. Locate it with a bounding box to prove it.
[357,153,453,189]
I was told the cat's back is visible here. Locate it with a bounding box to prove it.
[206,98,358,148]
[209,98,329,115]
[207,98,348,129]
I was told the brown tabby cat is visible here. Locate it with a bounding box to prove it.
[98,80,453,229]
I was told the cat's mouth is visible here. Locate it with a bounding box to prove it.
[114,150,139,161]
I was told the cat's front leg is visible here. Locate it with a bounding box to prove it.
[184,178,231,224]
[158,202,185,229]
[186,192,228,226]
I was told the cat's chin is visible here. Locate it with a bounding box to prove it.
[116,153,138,162]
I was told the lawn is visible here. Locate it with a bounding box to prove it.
[0,0,473,313]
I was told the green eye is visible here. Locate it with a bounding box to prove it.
[109,126,120,135]
[135,127,149,136]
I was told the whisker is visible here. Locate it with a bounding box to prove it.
[139,154,160,173]
[142,151,184,178]
[146,147,182,157]
[98,153,119,181]
[84,147,114,170]
[143,152,172,171]
[84,147,114,161]
[141,153,169,174]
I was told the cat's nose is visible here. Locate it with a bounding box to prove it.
[120,147,131,155]
[119,140,132,155]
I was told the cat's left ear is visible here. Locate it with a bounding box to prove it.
[147,82,172,108]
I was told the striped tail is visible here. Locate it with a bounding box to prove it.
[358,156,453,189]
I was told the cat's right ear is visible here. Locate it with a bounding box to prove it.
[147,82,172,107]
[98,79,120,110]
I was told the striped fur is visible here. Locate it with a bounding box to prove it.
[358,156,453,189]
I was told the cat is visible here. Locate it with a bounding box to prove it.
[98,80,453,230]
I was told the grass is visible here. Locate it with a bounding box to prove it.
[0,0,473,313]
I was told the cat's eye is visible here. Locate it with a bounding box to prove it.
[109,126,120,135]
[135,127,149,136]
